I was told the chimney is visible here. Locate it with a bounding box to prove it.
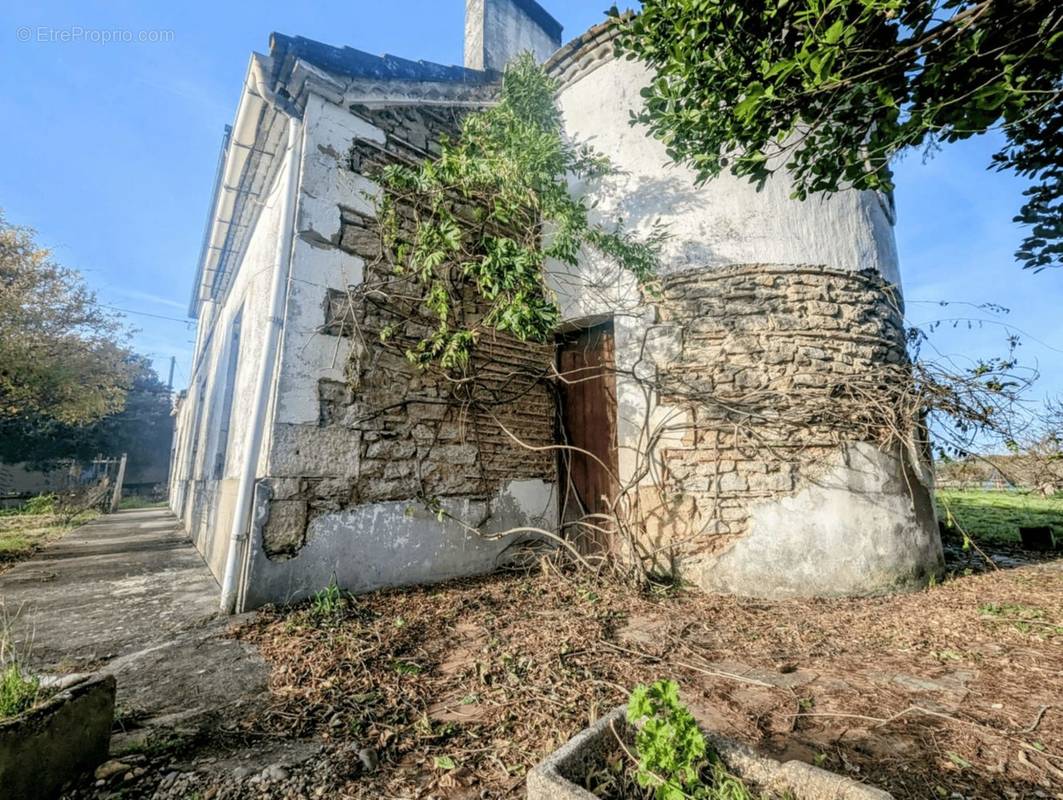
[464,0,563,72]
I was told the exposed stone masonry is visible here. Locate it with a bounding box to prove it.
[645,263,912,554]
[329,216,555,495]
[263,103,556,558]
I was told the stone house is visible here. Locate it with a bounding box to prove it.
[170,0,943,613]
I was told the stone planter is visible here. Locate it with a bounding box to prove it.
[0,673,116,800]
[528,706,892,800]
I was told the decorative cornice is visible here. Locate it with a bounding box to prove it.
[543,20,621,91]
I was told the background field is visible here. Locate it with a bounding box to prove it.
[937,489,1063,546]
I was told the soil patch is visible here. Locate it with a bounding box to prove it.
[236,556,1063,799]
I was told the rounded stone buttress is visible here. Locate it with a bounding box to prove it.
[545,23,943,598]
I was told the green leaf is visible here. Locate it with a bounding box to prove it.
[822,19,844,45]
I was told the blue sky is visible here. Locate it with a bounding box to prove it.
[1,1,1059,413]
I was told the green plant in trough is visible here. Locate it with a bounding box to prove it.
[627,679,758,800]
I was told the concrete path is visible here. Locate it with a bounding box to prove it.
[0,508,268,730]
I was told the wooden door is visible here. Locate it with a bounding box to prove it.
[556,321,619,550]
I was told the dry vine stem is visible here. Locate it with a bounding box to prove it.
[328,230,1035,582]
[317,89,1037,584]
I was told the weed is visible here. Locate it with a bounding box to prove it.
[978,602,1063,635]
[309,579,346,621]
[0,605,42,719]
[22,494,56,515]
[932,649,967,662]
[0,662,40,718]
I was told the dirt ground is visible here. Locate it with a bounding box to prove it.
[223,543,1063,800]
[26,519,1058,799]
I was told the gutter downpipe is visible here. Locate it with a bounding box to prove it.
[219,64,304,614]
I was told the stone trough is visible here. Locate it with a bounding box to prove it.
[0,673,115,800]
[527,707,892,800]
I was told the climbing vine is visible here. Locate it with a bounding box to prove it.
[371,53,665,372]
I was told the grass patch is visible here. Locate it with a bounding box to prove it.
[0,510,97,567]
[0,604,48,720]
[0,532,34,558]
[0,662,40,719]
[978,602,1063,636]
[936,489,1063,546]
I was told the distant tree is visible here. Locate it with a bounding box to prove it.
[0,355,173,473]
[0,212,136,424]
[612,0,1063,271]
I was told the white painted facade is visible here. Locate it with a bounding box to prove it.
[172,1,940,610]
[171,42,558,609]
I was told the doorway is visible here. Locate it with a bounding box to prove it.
[556,320,619,551]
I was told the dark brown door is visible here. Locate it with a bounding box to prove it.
[556,321,619,549]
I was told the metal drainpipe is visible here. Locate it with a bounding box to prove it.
[218,112,303,614]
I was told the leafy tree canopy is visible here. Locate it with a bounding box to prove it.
[0,355,172,469]
[612,0,1063,271]
[0,212,136,424]
[373,54,664,371]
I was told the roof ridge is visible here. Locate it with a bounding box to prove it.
[269,32,499,86]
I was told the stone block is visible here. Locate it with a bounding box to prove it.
[339,224,379,257]
[718,473,749,493]
[270,423,360,478]
[262,500,308,558]
[365,439,417,460]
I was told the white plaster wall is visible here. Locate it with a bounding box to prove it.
[242,478,557,608]
[548,54,905,494]
[556,56,900,285]
[239,92,561,608]
[170,144,293,580]
[548,54,905,492]
[546,53,940,597]
[271,94,381,429]
[201,152,290,485]
[691,443,943,597]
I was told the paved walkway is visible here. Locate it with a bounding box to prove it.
[0,508,268,729]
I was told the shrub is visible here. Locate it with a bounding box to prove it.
[22,494,56,515]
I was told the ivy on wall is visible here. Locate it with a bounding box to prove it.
[372,54,666,371]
